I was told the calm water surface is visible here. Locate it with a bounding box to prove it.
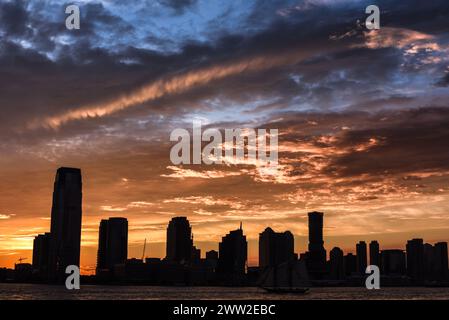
[1,284,449,300]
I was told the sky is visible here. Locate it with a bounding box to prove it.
[0,0,448,274]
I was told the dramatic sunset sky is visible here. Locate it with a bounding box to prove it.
[1,0,449,274]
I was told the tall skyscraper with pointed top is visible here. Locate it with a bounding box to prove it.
[48,167,82,281]
[218,224,247,282]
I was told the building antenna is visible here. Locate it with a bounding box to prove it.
[240,221,242,230]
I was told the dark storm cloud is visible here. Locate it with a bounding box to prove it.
[328,107,449,177]
[0,0,448,147]
[437,73,449,87]
[0,0,29,36]
[0,1,352,134]
[157,0,198,14]
[0,1,136,59]
[262,107,449,180]
[375,0,449,34]
[81,2,134,36]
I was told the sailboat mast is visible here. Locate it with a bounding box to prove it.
[274,264,277,288]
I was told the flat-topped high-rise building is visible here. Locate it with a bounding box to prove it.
[96,217,128,275]
[423,242,448,281]
[306,211,326,276]
[369,240,380,267]
[48,167,82,281]
[381,249,406,275]
[434,242,449,280]
[406,238,424,282]
[32,232,51,278]
[356,241,367,274]
[344,253,357,276]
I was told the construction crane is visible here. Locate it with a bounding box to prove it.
[141,238,147,260]
[17,257,27,264]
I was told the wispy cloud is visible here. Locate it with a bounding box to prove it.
[161,166,243,179]
[164,196,244,209]
[100,205,128,212]
[28,49,332,130]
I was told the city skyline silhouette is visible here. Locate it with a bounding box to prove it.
[2,167,447,286]
[2,163,449,275]
[0,0,449,288]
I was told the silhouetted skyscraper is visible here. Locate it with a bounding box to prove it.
[423,243,434,280]
[306,211,326,275]
[259,227,294,269]
[329,247,345,280]
[406,238,424,282]
[344,253,357,276]
[32,233,51,277]
[166,217,193,264]
[191,246,201,264]
[434,242,448,280]
[369,240,380,267]
[218,224,247,281]
[96,217,128,275]
[423,242,448,280]
[48,167,82,281]
[356,241,367,274]
[380,250,406,275]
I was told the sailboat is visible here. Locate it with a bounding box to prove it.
[258,260,310,294]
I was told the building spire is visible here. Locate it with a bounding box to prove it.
[240,221,242,230]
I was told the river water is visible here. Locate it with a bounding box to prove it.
[1,284,449,300]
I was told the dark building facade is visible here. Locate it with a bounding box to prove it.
[48,167,82,281]
[206,250,218,261]
[217,225,247,283]
[434,242,449,280]
[191,246,201,264]
[259,227,294,269]
[424,243,434,280]
[96,217,128,275]
[329,247,345,280]
[344,253,357,276]
[306,211,327,275]
[32,232,51,277]
[356,241,367,274]
[406,238,424,282]
[205,250,219,271]
[381,250,406,275]
[166,217,193,264]
[369,240,380,267]
[423,242,448,280]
